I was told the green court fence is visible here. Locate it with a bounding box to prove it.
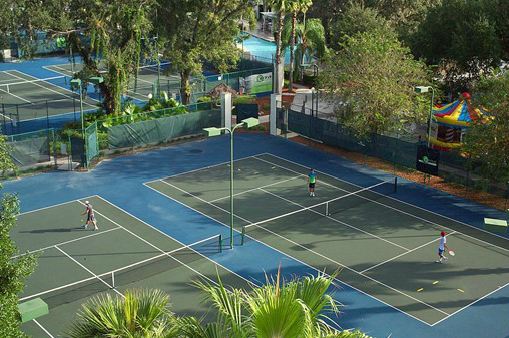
[155,67,273,99]
[85,122,99,166]
[107,108,221,149]
[282,106,509,197]
[5,129,54,167]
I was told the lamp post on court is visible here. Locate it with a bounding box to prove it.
[203,117,260,249]
[415,86,435,147]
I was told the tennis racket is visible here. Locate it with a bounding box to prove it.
[448,250,455,256]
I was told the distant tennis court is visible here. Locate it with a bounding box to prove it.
[14,196,250,337]
[45,62,182,102]
[0,70,97,122]
[145,153,509,326]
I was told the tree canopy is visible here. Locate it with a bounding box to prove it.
[157,0,253,104]
[462,71,509,183]
[319,22,429,136]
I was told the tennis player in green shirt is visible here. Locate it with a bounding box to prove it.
[308,168,317,197]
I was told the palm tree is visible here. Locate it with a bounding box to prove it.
[295,17,326,82]
[184,268,372,338]
[287,0,313,92]
[270,0,288,94]
[67,289,179,338]
[68,272,371,337]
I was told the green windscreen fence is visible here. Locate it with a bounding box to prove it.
[85,122,99,166]
[286,109,419,168]
[6,129,53,167]
[108,109,221,149]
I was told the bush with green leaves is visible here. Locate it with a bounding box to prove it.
[0,136,37,337]
[69,270,371,338]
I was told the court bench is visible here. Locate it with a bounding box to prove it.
[484,217,508,234]
[18,297,48,323]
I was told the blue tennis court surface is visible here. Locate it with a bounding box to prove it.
[5,133,509,337]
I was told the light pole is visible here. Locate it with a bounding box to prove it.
[203,117,259,249]
[415,86,435,147]
[71,76,104,166]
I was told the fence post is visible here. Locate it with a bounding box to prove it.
[46,100,50,130]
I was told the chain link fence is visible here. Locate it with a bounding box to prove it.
[281,104,509,198]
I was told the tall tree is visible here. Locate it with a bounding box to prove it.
[366,0,441,41]
[158,0,252,104]
[411,0,504,94]
[270,0,290,94]
[0,0,156,114]
[330,1,388,51]
[286,0,313,91]
[0,137,37,338]
[319,24,429,136]
[462,71,509,183]
[307,0,346,47]
[65,0,156,114]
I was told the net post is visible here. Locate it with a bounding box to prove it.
[394,176,398,193]
[241,226,245,246]
[325,202,329,216]
[111,272,115,289]
[218,234,222,253]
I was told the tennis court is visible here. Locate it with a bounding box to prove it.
[0,69,97,123]
[145,152,509,326]
[45,62,182,102]
[14,195,251,337]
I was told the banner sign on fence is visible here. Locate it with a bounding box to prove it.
[241,72,273,94]
[416,145,440,175]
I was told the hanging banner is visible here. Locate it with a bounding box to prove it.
[241,72,273,94]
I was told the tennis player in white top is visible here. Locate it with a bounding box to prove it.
[436,231,450,263]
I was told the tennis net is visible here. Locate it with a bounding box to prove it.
[137,62,172,77]
[0,76,68,95]
[241,179,397,245]
[19,234,222,308]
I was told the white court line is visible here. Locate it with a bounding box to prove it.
[431,279,509,326]
[19,234,222,302]
[254,154,509,253]
[258,187,411,251]
[43,65,74,76]
[20,274,99,302]
[19,196,97,216]
[257,153,509,323]
[360,232,457,273]
[143,181,436,326]
[33,319,55,338]
[144,153,261,184]
[0,87,31,103]
[6,70,98,106]
[208,175,301,203]
[54,245,124,298]
[160,180,446,316]
[12,227,121,259]
[95,194,261,289]
[77,200,223,290]
[96,191,339,327]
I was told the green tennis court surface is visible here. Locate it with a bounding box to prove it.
[0,70,96,121]
[145,153,509,326]
[14,196,250,337]
[45,62,181,102]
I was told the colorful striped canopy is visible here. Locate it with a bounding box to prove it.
[432,93,483,127]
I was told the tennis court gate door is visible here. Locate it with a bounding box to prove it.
[85,122,99,167]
